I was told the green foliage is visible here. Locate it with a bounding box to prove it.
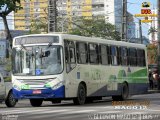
[0,0,22,16]
[29,19,48,34]
[147,44,157,64]
[69,18,121,40]
[0,0,22,49]
[148,27,157,35]
[5,57,11,72]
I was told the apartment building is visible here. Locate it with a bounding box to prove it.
[14,0,135,36]
[57,0,123,32]
[14,0,48,30]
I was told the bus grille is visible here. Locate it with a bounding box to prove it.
[21,79,47,85]
[18,79,48,89]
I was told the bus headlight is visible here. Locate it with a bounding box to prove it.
[44,79,63,90]
[52,81,63,90]
[13,85,21,91]
[13,80,30,91]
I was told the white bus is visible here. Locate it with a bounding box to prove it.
[12,33,148,107]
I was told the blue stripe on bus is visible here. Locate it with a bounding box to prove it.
[88,83,148,97]
[12,85,65,99]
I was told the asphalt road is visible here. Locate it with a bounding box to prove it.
[0,93,160,120]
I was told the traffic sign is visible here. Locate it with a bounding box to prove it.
[141,9,152,14]
[134,14,157,17]
[142,2,150,8]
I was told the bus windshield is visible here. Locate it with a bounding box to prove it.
[12,45,63,76]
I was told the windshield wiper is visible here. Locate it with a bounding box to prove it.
[20,44,27,51]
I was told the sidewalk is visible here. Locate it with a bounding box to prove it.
[148,89,160,94]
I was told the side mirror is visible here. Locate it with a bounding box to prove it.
[41,51,50,57]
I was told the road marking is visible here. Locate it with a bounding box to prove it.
[97,111,122,114]
[0,109,51,114]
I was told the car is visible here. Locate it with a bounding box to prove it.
[0,73,17,107]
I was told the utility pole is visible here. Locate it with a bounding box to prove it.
[139,20,143,44]
[48,0,57,32]
[121,0,127,42]
[157,0,160,90]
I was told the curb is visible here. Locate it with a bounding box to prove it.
[147,90,160,94]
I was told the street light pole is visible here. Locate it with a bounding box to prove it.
[139,20,143,44]
[121,0,127,42]
[157,0,160,90]
[48,0,57,32]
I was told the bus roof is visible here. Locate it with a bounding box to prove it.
[13,33,146,49]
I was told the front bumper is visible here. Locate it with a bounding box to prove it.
[12,86,65,99]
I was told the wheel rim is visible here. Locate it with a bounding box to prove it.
[78,86,86,103]
[9,93,16,105]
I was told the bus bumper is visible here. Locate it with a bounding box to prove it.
[12,86,65,99]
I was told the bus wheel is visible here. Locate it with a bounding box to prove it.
[30,99,43,107]
[112,83,129,101]
[73,83,86,105]
[5,91,17,107]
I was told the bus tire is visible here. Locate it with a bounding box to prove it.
[112,82,129,101]
[30,99,43,107]
[5,91,17,107]
[73,83,86,105]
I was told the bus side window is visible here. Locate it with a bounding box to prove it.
[76,42,88,64]
[121,47,128,66]
[64,41,69,63]
[107,46,111,64]
[110,46,117,65]
[129,48,137,66]
[88,43,99,64]
[142,50,146,66]
[100,44,109,65]
[64,40,76,73]
[137,49,146,66]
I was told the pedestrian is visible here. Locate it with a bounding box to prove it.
[148,70,153,89]
[152,70,158,89]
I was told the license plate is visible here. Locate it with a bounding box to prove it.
[33,90,41,94]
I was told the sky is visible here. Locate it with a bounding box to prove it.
[0,0,158,38]
[127,0,157,38]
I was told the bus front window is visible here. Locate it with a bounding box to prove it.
[12,45,63,76]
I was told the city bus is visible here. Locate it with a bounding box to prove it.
[12,33,148,107]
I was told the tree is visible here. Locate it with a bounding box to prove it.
[147,44,157,64]
[0,0,22,47]
[29,18,48,34]
[148,27,157,42]
[69,18,121,40]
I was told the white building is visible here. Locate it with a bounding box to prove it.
[148,9,157,43]
[57,0,136,36]
[127,12,136,39]
[104,0,123,32]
